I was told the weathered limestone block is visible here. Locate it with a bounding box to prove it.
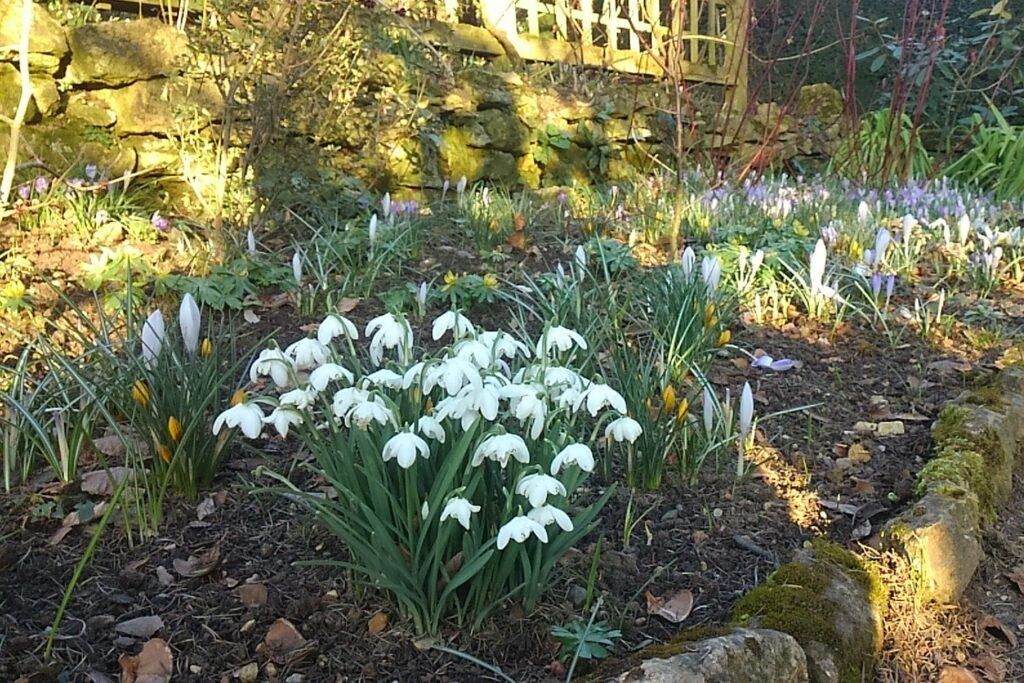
[0,0,68,71]
[732,542,886,683]
[452,68,521,110]
[1,117,137,174]
[29,74,59,117]
[125,135,179,171]
[606,629,808,683]
[94,78,223,135]
[0,63,39,121]
[439,126,518,184]
[66,18,187,86]
[477,109,529,154]
[66,91,117,127]
[796,83,844,124]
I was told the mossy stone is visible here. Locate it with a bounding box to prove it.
[66,18,187,86]
[477,109,529,154]
[0,1,68,64]
[0,63,40,123]
[439,127,518,184]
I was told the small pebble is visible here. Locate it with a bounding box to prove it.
[259,544,273,558]
[190,665,202,674]
[712,508,723,519]
[237,662,258,683]
[567,584,587,607]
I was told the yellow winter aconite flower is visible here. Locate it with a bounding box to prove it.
[676,398,689,422]
[482,273,499,289]
[441,271,459,292]
[718,329,732,347]
[661,385,677,413]
[131,380,150,407]
[199,338,213,358]
[157,444,172,464]
[230,388,246,406]
[167,416,183,442]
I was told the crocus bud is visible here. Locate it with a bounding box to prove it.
[381,192,391,219]
[681,246,696,276]
[369,213,378,242]
[179,293,201,354]
[141,309,165,368]
[246,229,256,255]
[456,175,467,194]
[739,382,754,439]
[292,251,303,287]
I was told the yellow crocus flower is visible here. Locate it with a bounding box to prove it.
[167,416,183,442]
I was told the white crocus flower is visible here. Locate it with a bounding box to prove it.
[331,387,370,418]
[346,399,395,430]
[857,200,871,225]
[873,228,891,267]
[456,175,467,194]
[701,254,721,293]
[366,313,412,367]
[739,381,754,439]
[550,443,595,474]
[179,293,201,354]
[808,239,835,298]
[516,473,566,507]
[417,415,446,443]
[279,387,315,410]
[381,192,391,219]
[749,249,765,277]
[369,213,378,242]
[285,338,329,371]
[681,246,696,276]
[249,347,294,388]
[362,369,404,390]
[528,504,573,531]
[246,229,257,254]
[536,326,588,356]
[496,515,548,549]
[576,383,628,417]
[292,251,303,287]
[310,363,354,391]
[213,401,264,438]
[957,214,971,244]
[432,311,475,341]
[382,430,430,468]
[264,406,303,438]
[575,245,587,270]
[440,497,480,530]
[604,416,642,443]
[141,309,165,368]
[317,314,359,345]
[703,387,715,433]
[471,433,530,467]
[901,214,917,244]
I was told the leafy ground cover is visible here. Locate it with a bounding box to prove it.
[2,170,1024,682]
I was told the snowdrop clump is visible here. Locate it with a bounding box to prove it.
[217,309,638,633]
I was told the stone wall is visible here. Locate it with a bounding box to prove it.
[0,4,838,203]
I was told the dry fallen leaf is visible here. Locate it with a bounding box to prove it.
[114,615,164,639]
[119,638,173,683]
[81,468,127,496]
[1005,565,1024,594]
[978,614,1018,647]
[49,501,108,545]
[243,309,261,324]
[646,589,694,623]
[155,566,174,587]
[367,611,389,635]
[852,478,876,495]
[848,443,872,464]
[238,583,268,607]
[937,666,980,683]
[257,618,317,665]
[337,297,360,314]
[195,497,216,521]
[969,652,1006,682]
[173,543,221,578]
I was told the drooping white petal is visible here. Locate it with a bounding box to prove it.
[528,504,573,531]
[440,497,480,530]
[496,515,548,549]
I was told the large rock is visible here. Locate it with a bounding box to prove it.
[605,629,807,683]
[0,62,39,122]
[94,78,224,135]
[0,0,68,70]
[732,542,886,683]
[439,126,519,184]
[66,91,117,127]
[66,18,187,86]
[0,116,136,175]
[477,109,529,154]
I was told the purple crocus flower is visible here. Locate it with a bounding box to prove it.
[84,164,99,181]
[33,176,50,193]
[751,354,795,372]
[870,272,883,298]
[95,209,109,225]
[151,211,170,231]
[885,274,895,299]
[16,184,30,200]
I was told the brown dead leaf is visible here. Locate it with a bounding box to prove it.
[1005,565,1024,594]
[50,501,108,544]
[337,297,360,314]
[730,357,749,369]
[196,497,216,521]
[367,611,389,635]
[938,666,980,683]
[242,309,261,324]
[212,490,229,506]
[928,359,972,375]
[848,443,872,464]
[173,543,221,578]
[970,652,1006,682]
[852,478,876,495]
[81,468,127,496]
[257,618,317,665]
[126,558,148,572]
[978,614,1018,647]
[646,589,694,623]
[114,615,164,639]
[238,583,268,607]
[118,638,172,683]
[691,530,708,544]
[92,434,126,459]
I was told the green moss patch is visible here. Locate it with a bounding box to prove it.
[920,406,1004,521]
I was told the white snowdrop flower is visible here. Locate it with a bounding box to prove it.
[436,357,483,396]
[527,504,573,532]
[279,387,315,410]
[416,415,446,443]
[604,416,642,444]
[346,399,395,431]
[575,245,587,270]
[575,383,627,417]
[249,347,294,388]
[503,384,547,440]
[401,361,430,391]
[555,387,583,411]
[453,339,494,369]
[309,363,354,391]
[178,293,201,355]
[264,406,303,438]
[362,369,404,390]
[496,515,548,549]
[516,473,566,508]
[438,382,500,429]
[141,309,165,368]
[285,338,330,371]
[550,443,595,474]
[681,246,696,276]
[471,433,530,468]
[440,497,480,530]
[332,387,370,419]
[543,366,587,392]
[432,310,474,341]
[213,401,264,439]
[382,429,430,468]
[317,314,359,345]
[366,313,412,367]
[478,331,530,360]
[536,326,588,356]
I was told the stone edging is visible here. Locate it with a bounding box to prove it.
[593,368,1024,683]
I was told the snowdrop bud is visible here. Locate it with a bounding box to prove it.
[416,282,428,307]
[292,251,303,287]
[179,293,201,354]
[246,229,256,254]
[369,213,378,242]
[739,382,754,439]
[442,179,450,192]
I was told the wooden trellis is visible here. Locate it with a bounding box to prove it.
[459,0,748,106]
